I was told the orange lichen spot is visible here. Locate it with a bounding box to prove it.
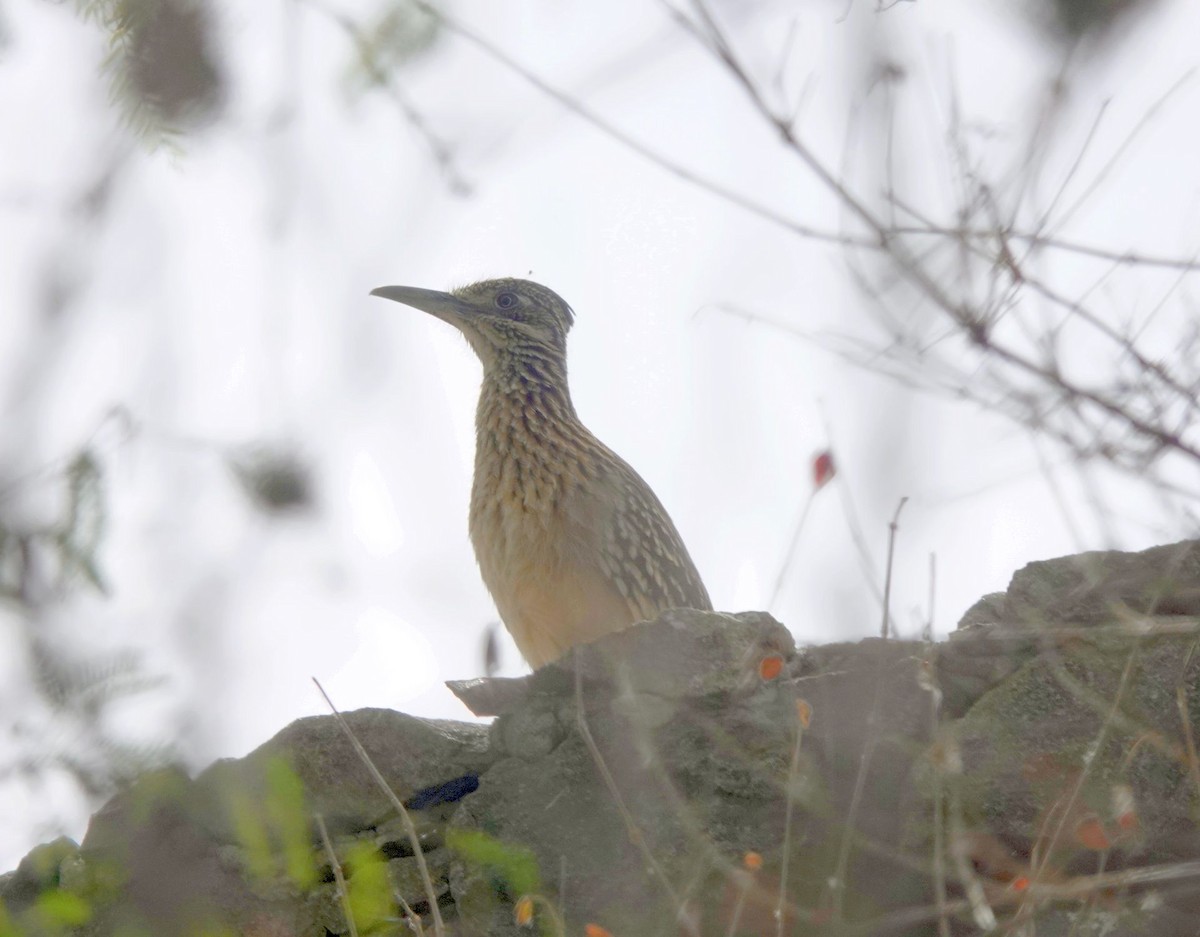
[1075,817,1112,851]
[927,739,946,766]
[584,924,614,937]
[1011,876,1031,892]
[795,698,813,728]
[759,655,784,680]
[514,896,534,926]
[813,450,836,490]
[743,851,763,871]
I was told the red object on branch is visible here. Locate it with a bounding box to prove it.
[813,450,836,490]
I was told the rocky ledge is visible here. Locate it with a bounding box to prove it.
[4,540,1200,936]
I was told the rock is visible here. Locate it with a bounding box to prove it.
[0,837,80,912]
[955,638,1200,862]
[195,708,493,834]
[544,608,795,699]
[446,609,811,934]
[938,539,1200,718]
[1005,538,1200,627]
[4,710,493,936]
[5,544,1200,936]
[445,675,533,717]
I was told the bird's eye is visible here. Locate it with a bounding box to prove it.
[494,291,518,310]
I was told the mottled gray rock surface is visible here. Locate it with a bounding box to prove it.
[3,541,1200,936]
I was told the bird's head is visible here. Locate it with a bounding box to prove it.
[371,277,575,373]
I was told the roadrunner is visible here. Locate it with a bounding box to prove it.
[371,278,712,667]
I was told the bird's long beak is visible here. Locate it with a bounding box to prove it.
[370,285,468,327]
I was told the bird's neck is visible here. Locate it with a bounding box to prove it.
[476,353,585,448]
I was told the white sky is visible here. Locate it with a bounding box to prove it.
[2,0,1198,867]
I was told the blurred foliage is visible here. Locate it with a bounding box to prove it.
[25,644,169,799]
[447,828,541,901]
[56,453,107,595]
[345,0,441,92]
[1026,0,1162,41]
[1,448,170,817]
[227,757,317,890]
[320,0,469,192]
[261,758,317,888]
[343,840,392,931]
[33,889,92,929]
[229,449,314,515]
[73,0,225,141]
[0,453,107,601]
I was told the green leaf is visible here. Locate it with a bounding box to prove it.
[446,828,541,897]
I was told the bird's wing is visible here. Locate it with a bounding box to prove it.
[561,453,712,619]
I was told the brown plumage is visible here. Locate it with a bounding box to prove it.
[371,277,712,667]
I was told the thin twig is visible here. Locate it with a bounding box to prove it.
[571,662,692,929]
[1029,91,1108,239]
[775,701,806,937]
[408,0,868,249]
[880,497,908,639]
[316,813,359,937]
[927,705,951,937]
[1030,649,1141,881]
[925,553,936,640]
[724,870,752,937]
[828,680,883,924]
[672,3,1200,467]
[312,678,446,937]
[768,491,815,609]
[946,746,998,931]
[838,857,1200,935]
[886,224,1200,272]
[1177,681,1200,801]
[300,0,471,194]
[1049,69,1196,233]
[395,893,427,936]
